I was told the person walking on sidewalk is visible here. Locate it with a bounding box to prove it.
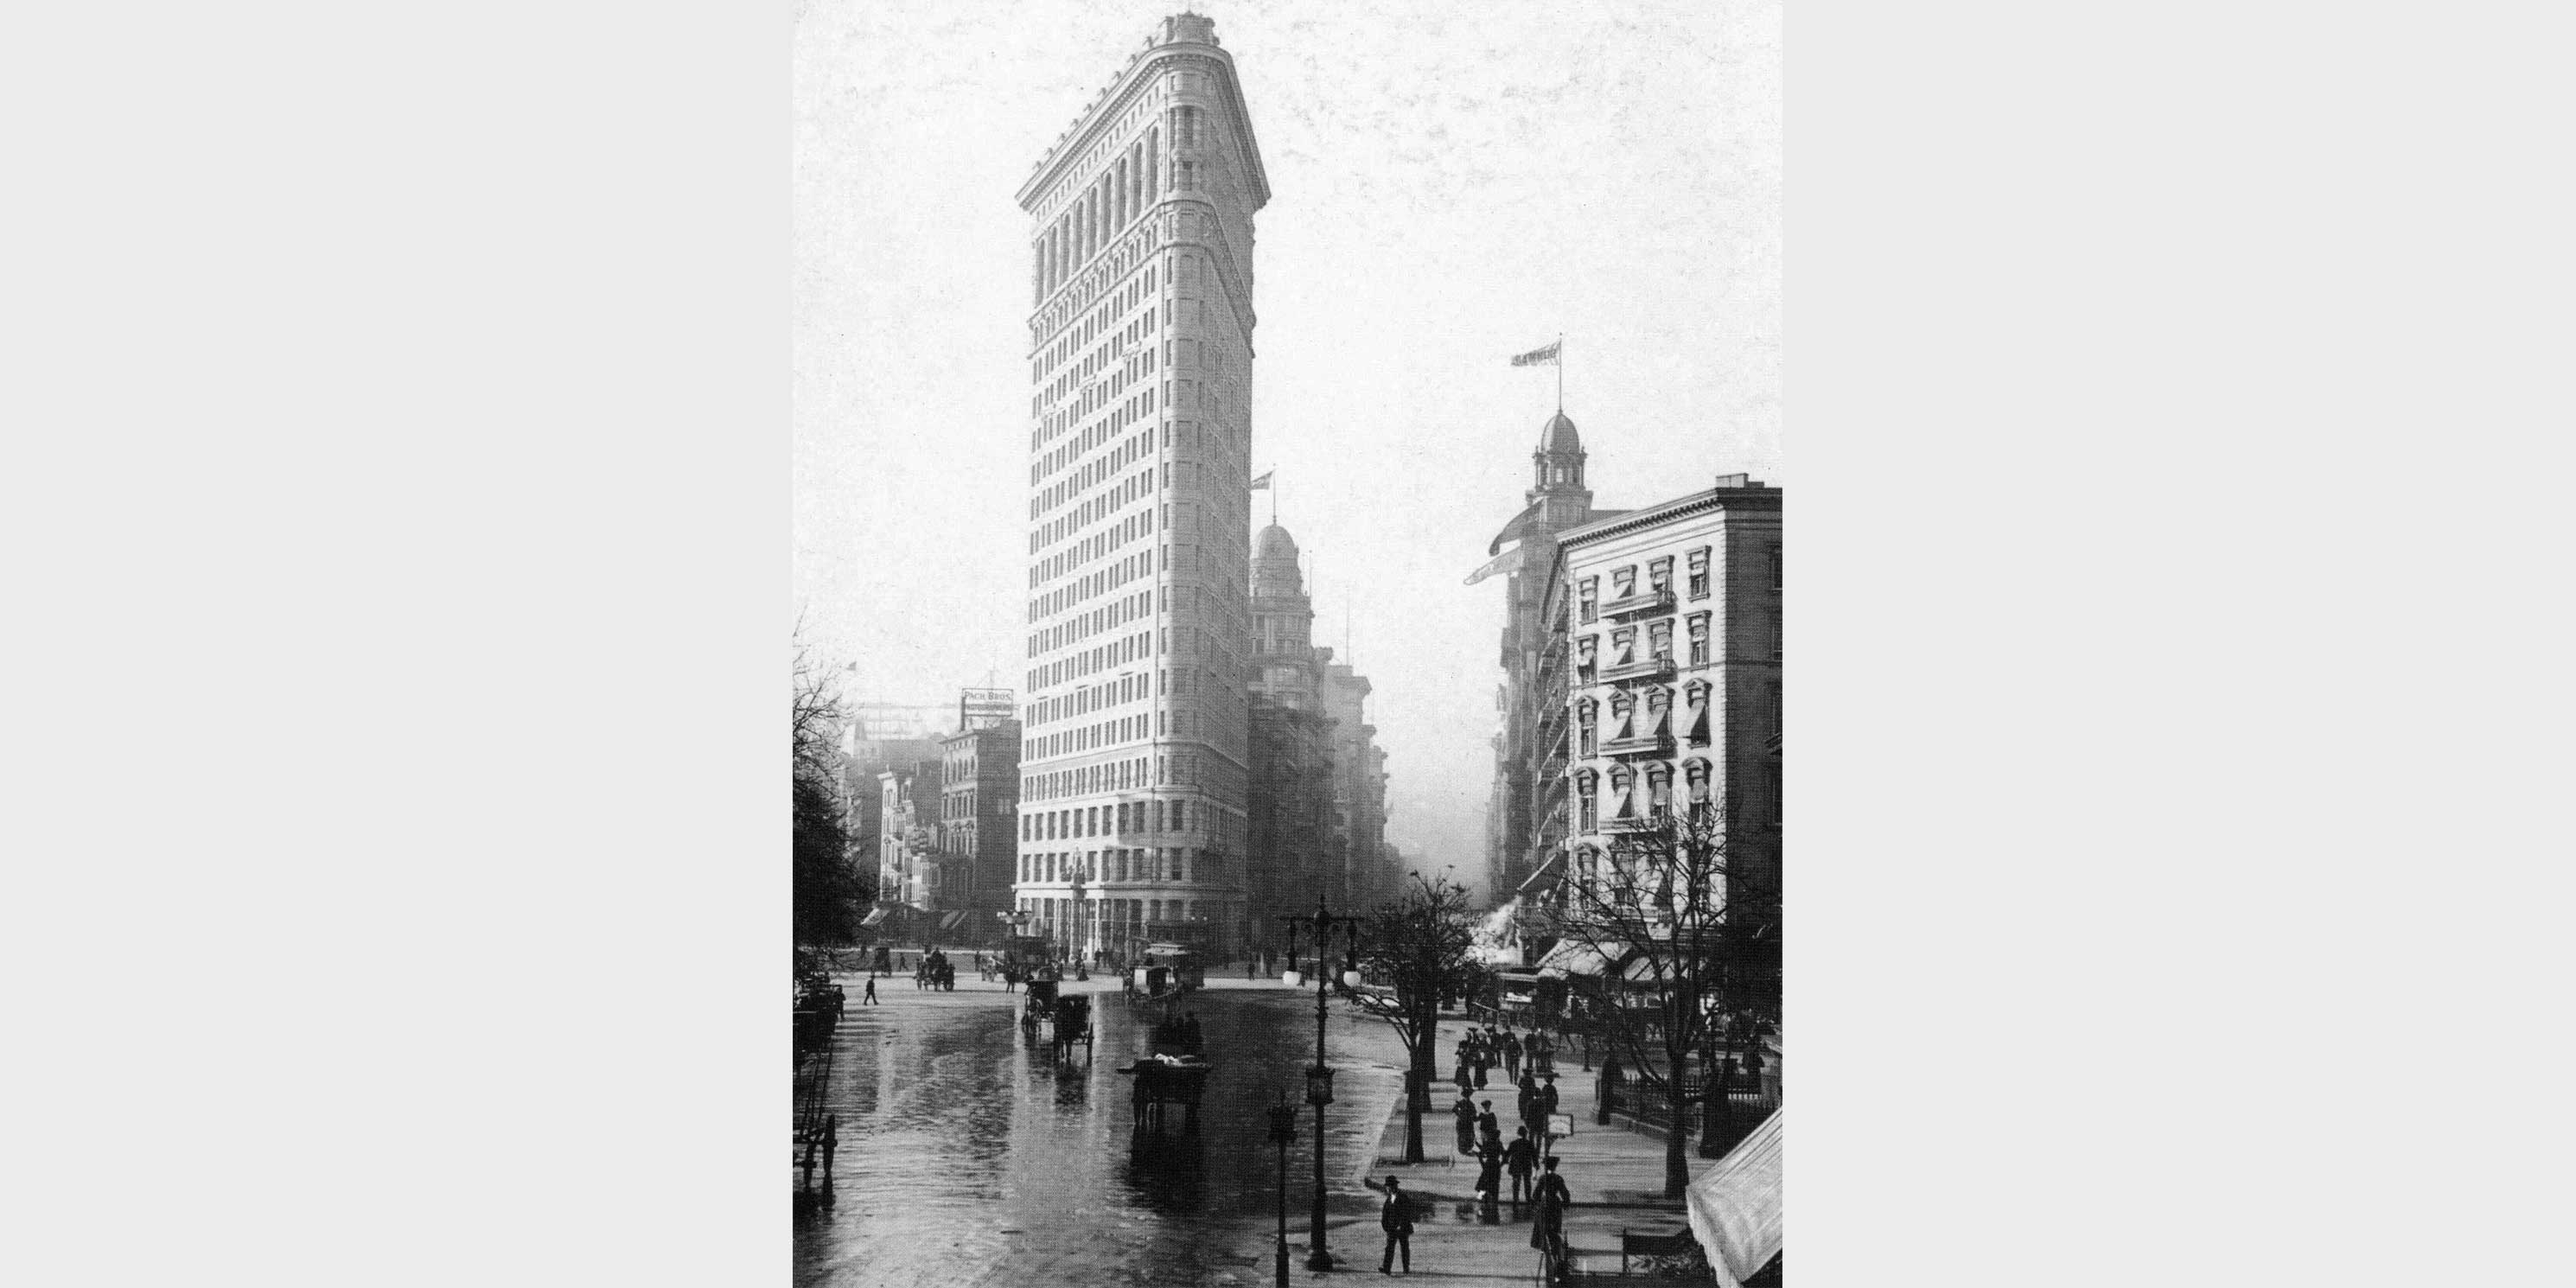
[1516,1071,1540,1137]
[1505,1127,1538,1206]
[1377,1176,1414,1274]
[1453,1091,1478,1155]
[1502,1030,1522,1081]
[1454,1054,1474,1098]
[1476,1101,1502,1155]
[1474,1138,1505,1220]
[820,1113,838,1179]
[861,976,878,1005]
[1530,1155,1573,1260]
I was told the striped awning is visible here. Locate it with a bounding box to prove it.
[1686,1107,1782,1288]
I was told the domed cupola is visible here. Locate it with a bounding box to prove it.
[1532,409,1586,494]
[1540,410,1582,456]
[1253,521,1304,596]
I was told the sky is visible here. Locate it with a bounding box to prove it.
[794,0,1780,899]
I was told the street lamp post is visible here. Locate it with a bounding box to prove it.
[1267,1098,1298,1288]
[1281,895,1361,1272]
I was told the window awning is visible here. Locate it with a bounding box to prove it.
[1514,850,1566,896]
[1534,939,1629,979]
[1686,1107,1782,1288]
[939,911,967,931]
[859,908,888,928]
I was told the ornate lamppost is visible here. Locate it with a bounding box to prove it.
[1266,1095,1299,1288]
[1280,895,1361,1272]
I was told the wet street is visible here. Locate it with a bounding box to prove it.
[794,979,1411,1288]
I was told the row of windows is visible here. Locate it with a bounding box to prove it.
[1023,797,1195,842]
[1036,268,1157,389]
[1031,462,1152,551]
[1575,680,1719,755]
[1020,847,1196,886]
[1015,897,1214,936]
[1035,126,1159,302]
[1565,764,1782,839]
[1573,545,1783,623]
[1033,419,1151,501]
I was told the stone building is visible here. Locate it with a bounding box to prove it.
[1544,475,1782,914]
[1012,13,1268,960]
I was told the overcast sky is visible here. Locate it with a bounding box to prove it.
[794,0,1780,898]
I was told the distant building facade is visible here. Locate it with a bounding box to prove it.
[876,757,947,914]
[1247,521,1336,937]
[936,696,1022,936]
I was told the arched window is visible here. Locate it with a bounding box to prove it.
[1577,698,1597,756]
[1575,768,1597,832]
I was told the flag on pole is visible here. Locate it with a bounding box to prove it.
[1510,341,1561,367]
[1250,470,1273,489]
[1463,545,1526,586]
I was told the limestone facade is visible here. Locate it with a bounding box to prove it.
[1011,15,1269,960]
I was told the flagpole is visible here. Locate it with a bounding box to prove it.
[1557,333,1564,411]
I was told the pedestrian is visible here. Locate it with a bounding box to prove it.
[1516,1071,1540,1135]
[820,1113,838,1179]
[1453,1091,1477,1155]
[1377,1176,1413,1274]
[861,976,878,1005]
[1453,1055,1473,1098]
[1472,1044,1489,1090]
[1505,1126,1538,1206]
[1530,1156,1572,1255]
[1476,1100,1501,1154]
[831,983,845,1016]
[1502,1030,1522,1081]
[1474,1138,1503,1205]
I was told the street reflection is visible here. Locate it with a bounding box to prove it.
[794,985,1402,1288]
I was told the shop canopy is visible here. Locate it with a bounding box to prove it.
[1686,1107,1782,1288]
[1534,939,1630,979]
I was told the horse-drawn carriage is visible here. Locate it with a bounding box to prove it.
[1019,978,1094,1057]
[1124,943,1203,1005]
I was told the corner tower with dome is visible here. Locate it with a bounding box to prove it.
[1483,409,1625,898]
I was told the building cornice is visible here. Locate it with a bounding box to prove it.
[1559,486,1780,548]
[1017,42,1268,214]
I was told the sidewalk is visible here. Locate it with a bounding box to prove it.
[1210,1055,1704,1286]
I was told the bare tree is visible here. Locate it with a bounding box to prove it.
[794,630,865,945]
[1358,873,1489,1164]
[1533,805,1779,1197]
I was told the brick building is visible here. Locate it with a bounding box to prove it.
[934,691,1021,939]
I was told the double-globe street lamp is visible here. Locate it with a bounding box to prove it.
[1279,896,1362,1272]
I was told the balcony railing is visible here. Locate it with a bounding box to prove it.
[1597,656,1676,684]
[1601,813,1668,834]
[1600,731,1674,757]
[1600,588,1675,619]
